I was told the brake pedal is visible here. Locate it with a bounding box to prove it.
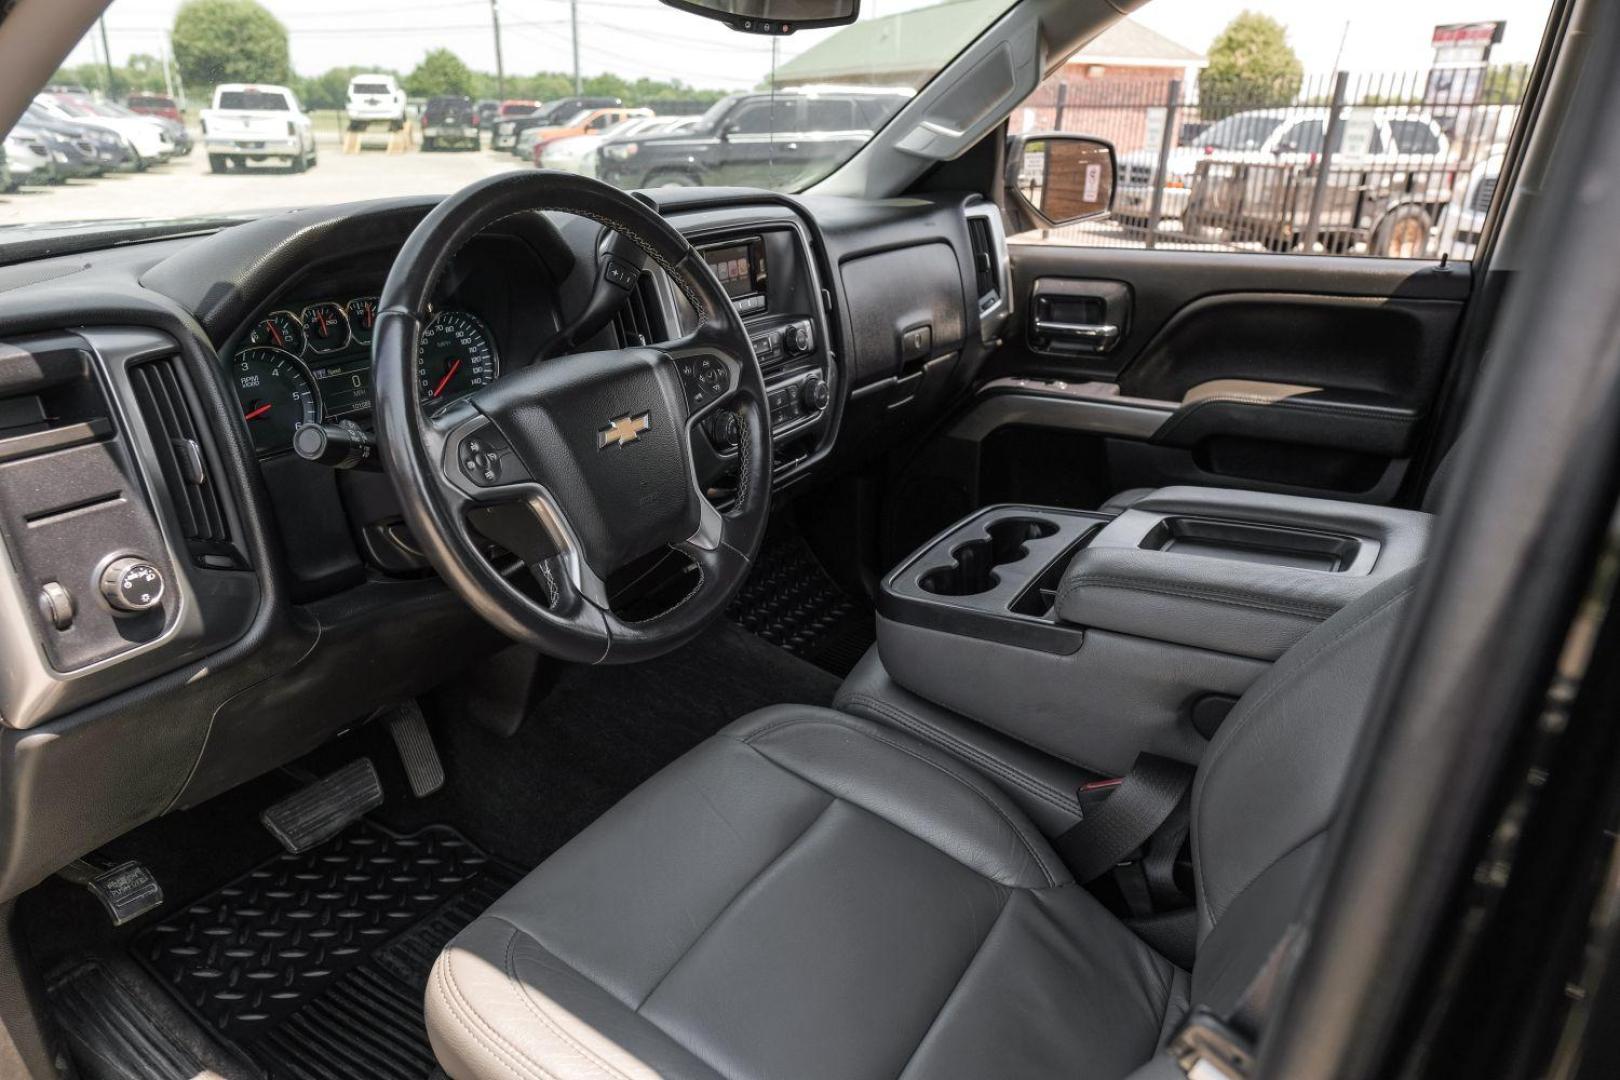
[261,758,383,853]
[388,699,446,798]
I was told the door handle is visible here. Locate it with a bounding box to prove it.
[1033,319,1120,343]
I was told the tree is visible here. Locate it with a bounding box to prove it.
[1198,11,1303,117]
[405,49,474,98]
[172,0,290,88]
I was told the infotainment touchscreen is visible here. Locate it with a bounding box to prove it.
[701,239,766,306]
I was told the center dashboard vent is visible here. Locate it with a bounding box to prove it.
[613,272,664,347]
[128,357,237,559]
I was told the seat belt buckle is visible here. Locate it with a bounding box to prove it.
[1168,1007,1255,1080]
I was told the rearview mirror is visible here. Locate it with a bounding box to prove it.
[1005,133,1117,228]
[657,0,858,35]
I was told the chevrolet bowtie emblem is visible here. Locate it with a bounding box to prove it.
[598,412,652,449]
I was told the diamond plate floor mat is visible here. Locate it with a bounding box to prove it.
[131,821,519,1080]
[727,534,875,677]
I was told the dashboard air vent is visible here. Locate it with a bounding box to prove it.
[613,272,662,347]
[966,215,1001,311]
[129,357,230,546]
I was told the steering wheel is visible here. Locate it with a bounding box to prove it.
[373,172,772,664]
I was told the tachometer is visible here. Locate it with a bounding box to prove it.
[301,301,350,355]
[233,346,321,454]
[249,310,305,355]
[345,296,379,345]
[419,310,499,403]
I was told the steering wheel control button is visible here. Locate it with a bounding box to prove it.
[459,429,527,487]
[602,257,638,290]
[677,355,728,410]
[38,581,75,631]
[99,557,164,613]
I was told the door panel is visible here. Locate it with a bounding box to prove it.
[882,245,1471,564]
[982,245,1467,498]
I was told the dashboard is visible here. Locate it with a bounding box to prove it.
[0,185,1004,904]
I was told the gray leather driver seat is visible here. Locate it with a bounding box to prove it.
[426,570,1419,1080]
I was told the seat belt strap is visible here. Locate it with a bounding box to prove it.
[1052,753,1194,883]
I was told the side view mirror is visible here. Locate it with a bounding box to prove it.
[1005,133,1116,228]
[719,123,738,141]
[1274,141,1300,155]
[658,0,857,35]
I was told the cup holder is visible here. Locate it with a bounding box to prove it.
[918,517,1059,596]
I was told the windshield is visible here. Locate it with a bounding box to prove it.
[2,0,1012,236]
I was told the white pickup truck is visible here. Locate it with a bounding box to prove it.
[345,74,407,131]
[200,84,317,174]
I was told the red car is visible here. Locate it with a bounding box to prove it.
[498,99,540,118]
[125,93,181,123]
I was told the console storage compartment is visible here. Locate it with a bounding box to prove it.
[874,486,1431,775]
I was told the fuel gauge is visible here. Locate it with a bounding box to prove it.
[249,310,305,355]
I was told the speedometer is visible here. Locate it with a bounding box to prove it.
[233,346,321,454]
[419,310,499,403]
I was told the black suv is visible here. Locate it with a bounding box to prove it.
[597,87,911,189]
[421,95,480,151]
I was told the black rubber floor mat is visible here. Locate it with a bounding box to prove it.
[49,960,210,1080]
[133,821,519,1080]
[727,535,875,677]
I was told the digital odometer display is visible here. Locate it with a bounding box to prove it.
[309,354,373,420]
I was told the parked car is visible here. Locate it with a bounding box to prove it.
[504,97,628,156]
[520,107,651,163]
[596,85,912,189]
[421,96,480,151]
[91,99,191,156]
[124,93,182,123]
[0,143,10,193]
[1159,107,1455,254]
[539,115,696,176]
[33,92,171,168]
[18,105,122,175]
[1440,152,1504,261]
[345,74,406,130]
[200,83,317,173]
[474,99,500,126]
[1118,107,1452,229]
[2,125,55,185]
[491,103,542,150]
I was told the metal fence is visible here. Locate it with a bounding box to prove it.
[1011,68,1523,258]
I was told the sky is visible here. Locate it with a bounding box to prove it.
[62,0,1558,93]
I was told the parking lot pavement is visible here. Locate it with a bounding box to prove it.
[0,137,525,226]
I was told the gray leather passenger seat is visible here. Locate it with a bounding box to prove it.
[425,569,1421,1079]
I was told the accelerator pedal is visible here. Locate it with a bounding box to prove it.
[261,758,383,853]
[388,699,446,798]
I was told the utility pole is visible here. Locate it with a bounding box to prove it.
[490,0,506,101]
[98,16,116,97]
[570,0,581,94]
[160,40,175,100]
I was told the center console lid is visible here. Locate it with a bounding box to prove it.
[1058,485,1431,661]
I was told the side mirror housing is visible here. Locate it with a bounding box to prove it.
[1005,133,1116,228]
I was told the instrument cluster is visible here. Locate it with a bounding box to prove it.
[230,297,500,455]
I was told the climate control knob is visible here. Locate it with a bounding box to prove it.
[800,375,830,411]
[99,556,164,613]
[786,322,813,354]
